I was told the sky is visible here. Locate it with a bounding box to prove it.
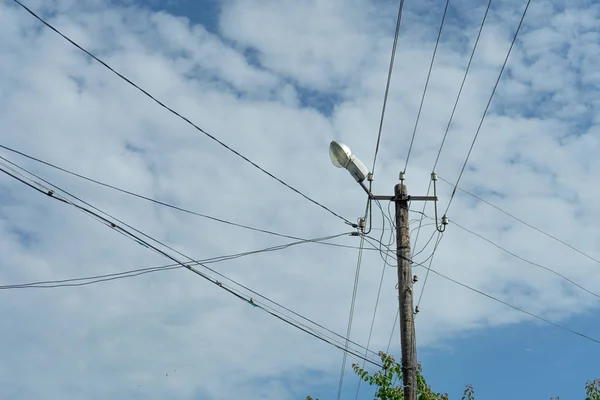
[0,0,599,399]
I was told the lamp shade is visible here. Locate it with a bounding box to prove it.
[329,141,352,168]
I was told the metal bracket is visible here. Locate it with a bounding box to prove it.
[371,195,438,202]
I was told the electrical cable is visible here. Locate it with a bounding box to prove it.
[0,162,384,367]
[353,211,394,400]
[386,309,400,354]
[0,233,352,290]
[412,0,530,308]
[11,0,353,226]
[437,175,600,266]
[427,267,600,345]
[371,0,405,178]
[403,0,451,173]
[410,0,493,258]
[0,145,372,251]
[337,236,365,400]
[444,0,531,215]
[416,232,443,308]
[451,220,600,300]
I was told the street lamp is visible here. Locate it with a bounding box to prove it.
[327,139,445,400]
[329,141,369,184]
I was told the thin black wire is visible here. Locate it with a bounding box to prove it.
[432,0,493,171]
[451,220,600,300]
[337,236,365,400]
[411,0,493,257]
[411,226,438,259]
[412,0,526,307]
[386,309,400,354]
[444,0,531,215]
[1,162,383,365]
[0,234,350,290]
[416,232,443,308]
[428,268,600,345]
[371,0,405,177]
[437,175,600,266]
[0,144,371,251]
[354,212,395,400]
[11,0,352,226]
[403,0,451,173]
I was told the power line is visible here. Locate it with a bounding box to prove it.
[427,267,600,345]
[401,210,600,303]
[11,0,352,226]
[416,232,443,308]
[437,174,600,266]
[403,0,451,173]
[0,144,369,251]
[354,214,394,400]
[371,0,405,177]
[412,0,530,309]
[386,308,400,354]
[0,161,384,367]
[411,0,493,257]
[337,236,365,400]
[0,233,352,290]
[432,0,493,172]
[444,0,532,215]
[451,220,600,300]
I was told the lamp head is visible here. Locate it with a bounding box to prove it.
[329,141,369,183]
[329,141,352,168]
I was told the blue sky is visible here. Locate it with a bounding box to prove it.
[1,0,600,399]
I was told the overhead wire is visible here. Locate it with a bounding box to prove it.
[444,0,532,215]
[415,232,444,308]
[412,0,530,308]
[11,0,352,226]
[410,0,493,259]
[437,175,600,266]
[451,220,600,300]
[337,236,365,400]
[0,162,384,367]
[403,0,451,173]
[401,210,600,302]
[0,233,352,290]
[427,267,600,345]
[0,144,371,251]
[386,309,400,354]
[354,208,395,400]
[371,0,406,177]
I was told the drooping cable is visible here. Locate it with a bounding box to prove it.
[337,236,365,400]
[11,0,352,226]
[451,220,600,300]
[416,232,444,308]
[437,175,600,266]
[403,0,451,173]
[444,0,532,215]
[371,0,406,178]
[0,144,371,251]
[0,233,352,290]
[354,211,395,399]
[427,267,600,345]
[410,0,493,258]
[386,309,400,354]
[0,162,385,367]
[412,0,530,308]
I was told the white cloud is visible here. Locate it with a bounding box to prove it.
[1,0,599,399]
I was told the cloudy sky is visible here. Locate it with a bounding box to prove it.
[1,0,599,399]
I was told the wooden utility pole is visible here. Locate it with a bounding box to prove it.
[395,183,417,400]
[372,182,436,400]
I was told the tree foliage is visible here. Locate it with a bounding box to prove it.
[306,352,599,400]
